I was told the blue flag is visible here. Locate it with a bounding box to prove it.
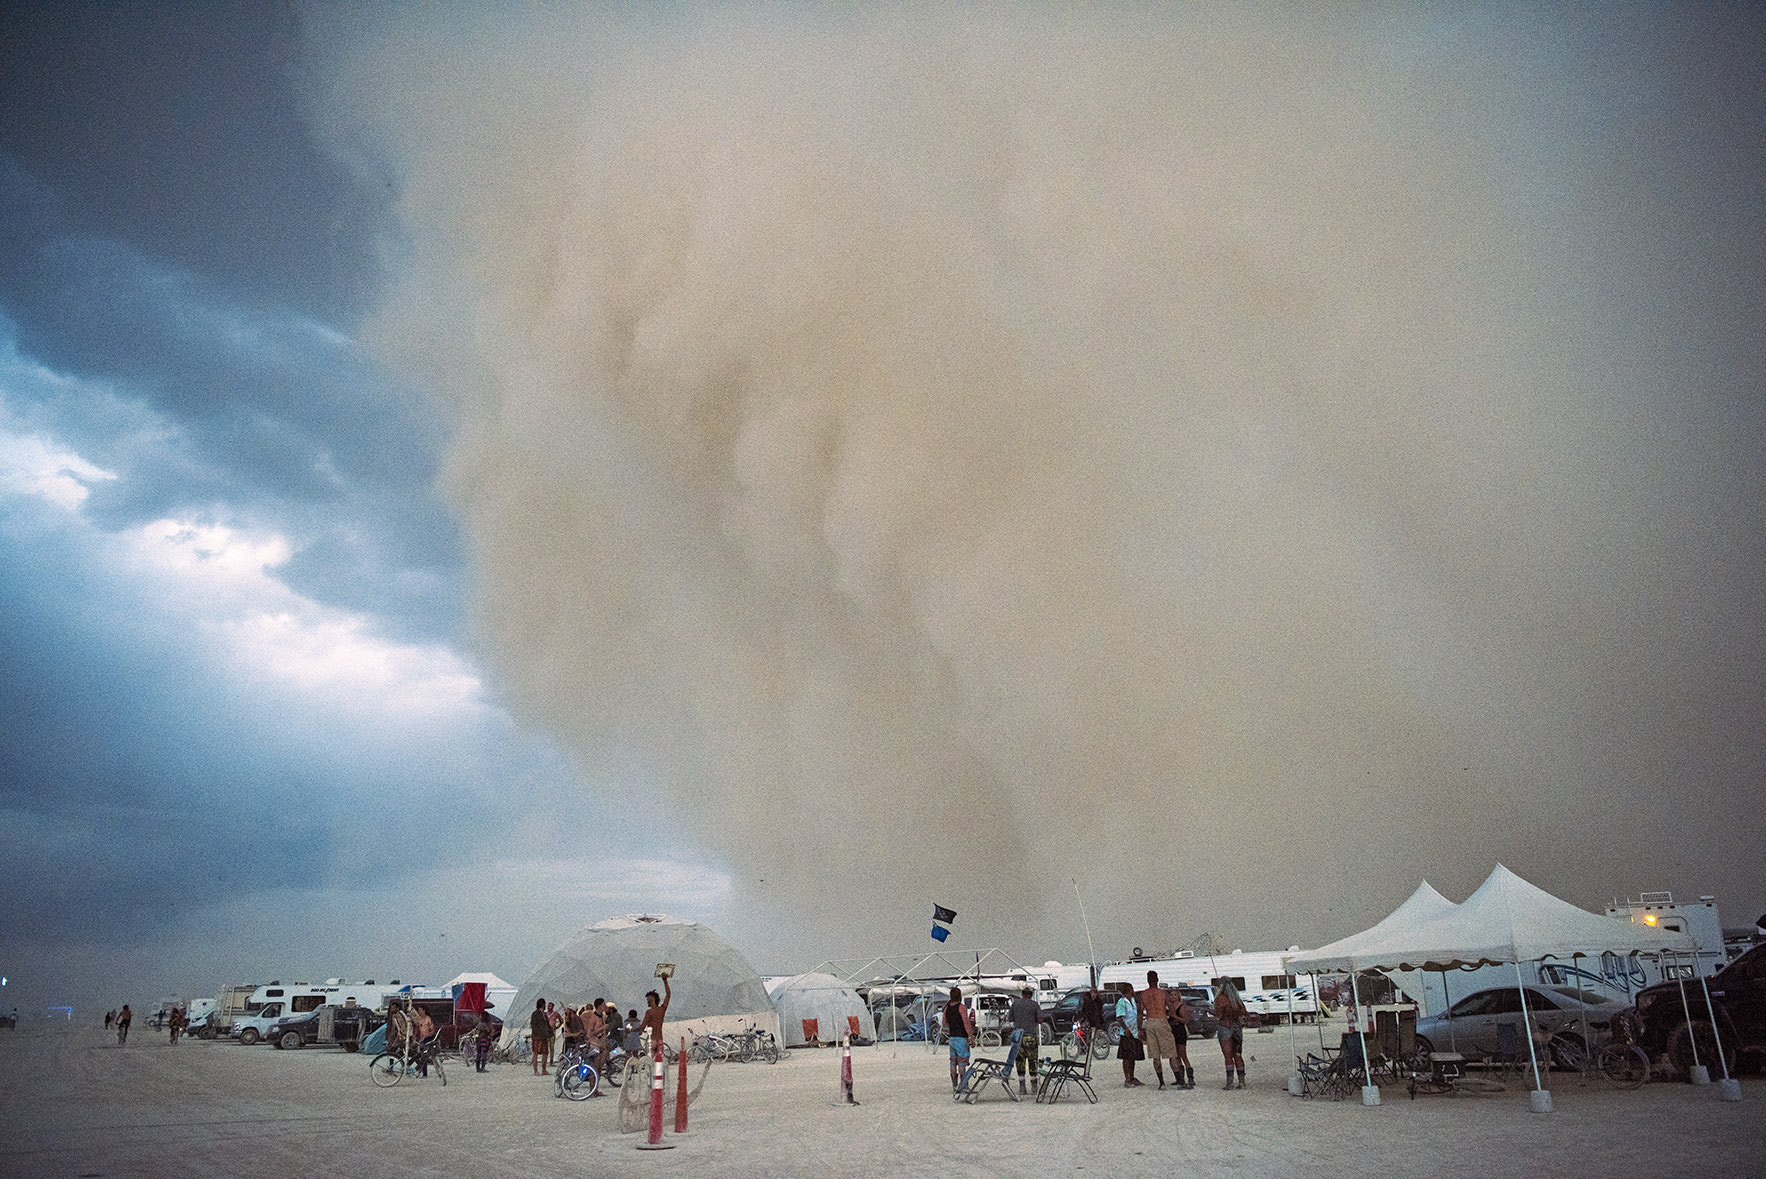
[930,924,950,942]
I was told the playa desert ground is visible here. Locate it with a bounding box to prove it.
[0,1024,1754,1178]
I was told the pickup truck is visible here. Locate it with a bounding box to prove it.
[1634,942,1766,1075]
[269,1004,383,1052]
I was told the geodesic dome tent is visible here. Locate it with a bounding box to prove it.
[766,973,876,1046]
[502,914,778,1048]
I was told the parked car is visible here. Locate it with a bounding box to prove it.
[1414,985,1629,1062]
[1044,985,1217,1039]
[1634,942,1766,1075]
[1171,986,1219,1038]
[269,1004,383,1052]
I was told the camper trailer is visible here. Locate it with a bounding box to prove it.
[1098,949,1319,1022]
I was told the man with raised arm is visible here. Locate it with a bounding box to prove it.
[639,973,671,1053]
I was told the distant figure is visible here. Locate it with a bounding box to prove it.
[545,1001,563,1072]
[623,1010,641,1055]
[167,1007,183,1045]
[1214,979,1248,1089]
[473,1009,494,1073]
[1138,972,1181,1089]
[116,1004,132,1045]
[104,1010,115,1031]
[943,987,976,1094]
[412,1004,437,1078]
[1167,988,1195,1089]
[1115,983,1143,1087]
[1009,986,1042,1096]
[585,999,611,1086]
[639,975,671,1054]
[387,998,416,1061]
[529,998,552,1077]
[1078,987,1106,1057]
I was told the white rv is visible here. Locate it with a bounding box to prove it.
[1098,949,1320,1022]
[230,980,408,1045]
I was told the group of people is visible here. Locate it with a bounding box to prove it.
[942,972,1253,1096]
[1103,972,1250,1090]
[526,974,671,1090]
[103,1005,133,1044]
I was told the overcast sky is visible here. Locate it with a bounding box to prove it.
[1,4,1761,1017]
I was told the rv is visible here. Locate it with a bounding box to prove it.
[230,980,408,1045]
[1098,949,1320,1023]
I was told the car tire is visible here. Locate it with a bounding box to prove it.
[1414,1034,1433,1055]
[280,1031,303,1050]
[1667,1020,1734,1077]
[238,1028,260,1046]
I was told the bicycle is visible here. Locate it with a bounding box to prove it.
[1547,1010,1649,1090]
[553,1043,602,1101]
[370,1033,447,1088]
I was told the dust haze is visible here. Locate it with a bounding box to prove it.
[310,7,1764,963]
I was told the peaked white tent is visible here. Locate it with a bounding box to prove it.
[1283,882,1458,974]
[767,973,876,1046]
[1287,865,1699,1107]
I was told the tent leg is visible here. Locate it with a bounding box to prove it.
[1696,973,1742,1101]
[1515,962,1551,1112]
[1672,958,1708,1084]
[1352,973,1379,1106]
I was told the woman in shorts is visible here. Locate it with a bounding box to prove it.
[944,987,975,1094]
[1214,980,1247,1089]
[1115,982,1144,1087]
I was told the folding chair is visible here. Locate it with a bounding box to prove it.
[1492,1022,1522,1079]
[956,1029,1023,1103]
[1037,1042,1098,1105]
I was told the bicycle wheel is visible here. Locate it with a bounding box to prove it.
[978,1029,1002,1049]
[759,1040,781,1064]
[1598,1042,1649,1090]
[689,1039,711,1064]
[737,1037,756,1063]
[1091,1030,1113,1061]
[561,1061,600,1100]
[369,1053,405,1087]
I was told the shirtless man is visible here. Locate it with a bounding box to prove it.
[639,975,671,1054]
[1138,971,1181,1090]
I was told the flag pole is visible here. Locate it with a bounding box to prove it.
[1073,877,1098,987]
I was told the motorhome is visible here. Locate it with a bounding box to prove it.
[229,980,407,1045]
[1098,949,1320,1022]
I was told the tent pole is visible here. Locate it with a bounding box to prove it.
[1671,953,1702,1072]
[1696,972,1733,1082]
[1352,971,1374,1090]
[1514,961,1545,1095]
[1573,955,1592,1081]
[1443,969,1456,1054]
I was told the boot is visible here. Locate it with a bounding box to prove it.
[1019,1078,1027,1095]
[1238,1068,1247,1089]
[1222,1070,1235,1090]
[1187,1065,1196,1089]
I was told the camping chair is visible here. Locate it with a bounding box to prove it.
[956,1029,1023,1104]
[1037,1040,1098,1105]
[1491,1022,1523,1079]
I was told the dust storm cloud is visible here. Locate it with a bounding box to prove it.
[311,7,1763,958]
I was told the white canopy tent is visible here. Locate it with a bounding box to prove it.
[1286,865,1699,1107]
[767,972,876,1046]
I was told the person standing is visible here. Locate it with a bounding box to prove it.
[104,1010,115,1031]
[1137,972,1180,1090]
[1009,986,1042,1096]
[472,1009,494,1073]
[1214,979,1248,1089]
[116,1004,132,1045]
[411,1004,437,1078]
[529,998,552,1077]
[1168,988,1195,1089]
[639,975,671,1055]
[943,987,976,1095]
[1114,983,1144,1087]
[545,1001,563,1072]
[1078,986,1106,1057]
